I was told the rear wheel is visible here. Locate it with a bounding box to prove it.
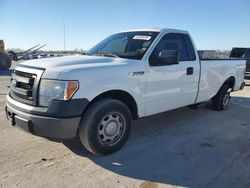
[79,99,132,155]
[212,85,231,111]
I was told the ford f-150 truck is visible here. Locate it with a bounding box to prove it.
[5,28,246,155]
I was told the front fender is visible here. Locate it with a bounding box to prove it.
[73,76,145,117]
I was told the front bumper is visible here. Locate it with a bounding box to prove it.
[5,94,89,139]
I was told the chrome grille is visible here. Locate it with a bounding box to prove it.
[15,70,34,78]
[10,70,36,102]
[9,66,44,106]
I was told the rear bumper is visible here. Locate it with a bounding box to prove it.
[5,95,89,139]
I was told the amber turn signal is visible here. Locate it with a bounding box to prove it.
[64,81,79,100]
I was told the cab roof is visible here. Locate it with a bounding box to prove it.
[120,28,189,34]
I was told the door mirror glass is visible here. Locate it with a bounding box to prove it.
[157,50,180,65]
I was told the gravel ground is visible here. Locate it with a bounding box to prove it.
[0,65,250,188]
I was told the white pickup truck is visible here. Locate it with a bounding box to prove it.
[5,28,246,155]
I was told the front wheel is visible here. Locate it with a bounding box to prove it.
[212,85,231,111]
[79,99,132,155]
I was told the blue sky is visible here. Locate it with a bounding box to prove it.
[0,0,249,50]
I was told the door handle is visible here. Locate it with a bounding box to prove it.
[187,67,194,75]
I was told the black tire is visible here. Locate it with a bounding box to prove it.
[212,84,231,111]
[79,99,132,155]
[0,52,12,70]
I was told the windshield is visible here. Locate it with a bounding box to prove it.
[87,31,159,60]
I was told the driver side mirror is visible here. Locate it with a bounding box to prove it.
[158,50,180,65]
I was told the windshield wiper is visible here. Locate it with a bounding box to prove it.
[93,53,120,58]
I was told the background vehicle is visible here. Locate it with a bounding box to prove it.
[230,47,250,79]
[7,44,47,61]
[5,29,246,155]
[0,40,12,69]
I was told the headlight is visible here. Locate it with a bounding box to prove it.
[39,79,79,107]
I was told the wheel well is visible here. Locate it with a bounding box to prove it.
[224,76,235,89]
[88,90,138,120]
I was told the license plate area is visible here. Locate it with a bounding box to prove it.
[5,107,15,126]
[5,107,32,133]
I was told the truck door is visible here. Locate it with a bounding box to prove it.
[145,33,200,116]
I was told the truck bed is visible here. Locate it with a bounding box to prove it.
[199,57,244,61]
[195,58,246,103]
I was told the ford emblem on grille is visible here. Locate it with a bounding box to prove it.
[11,79,17,87]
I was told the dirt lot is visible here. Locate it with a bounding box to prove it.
[0,67,250,188]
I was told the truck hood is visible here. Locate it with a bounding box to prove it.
[18,55,128,69]
[17,55,134,79]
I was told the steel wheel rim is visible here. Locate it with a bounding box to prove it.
[97,112,126,146]
[222,92,230,108]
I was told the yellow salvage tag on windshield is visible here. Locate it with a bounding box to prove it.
[133,35,152,40]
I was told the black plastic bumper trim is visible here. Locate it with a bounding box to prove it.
[5,104,81,139]
[6,94,89,118]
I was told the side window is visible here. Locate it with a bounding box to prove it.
[184,34,196,60]
[150,33,189,64]
[245,49,250,58]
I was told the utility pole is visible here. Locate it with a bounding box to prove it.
[63,16,66,51]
